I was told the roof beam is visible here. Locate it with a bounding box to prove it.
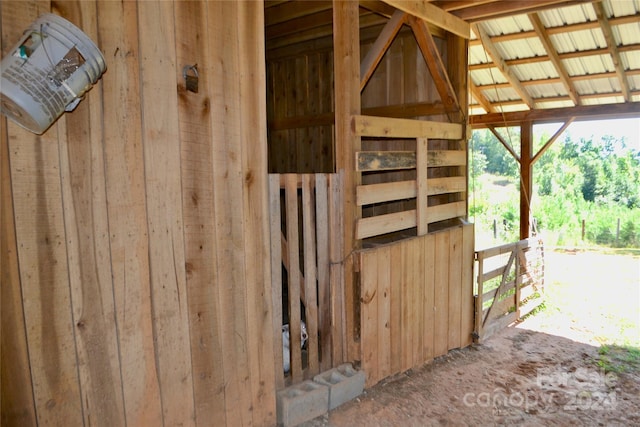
[470,44,640,70]
[469,14,639,46]
[452,0,592,23]
[528,12,581,106]
[382,0,470,38]
[471,103,640,127]
[472,23,535,109]
[409,15,461,113]
[470,80,494,113]
[594,1,631,102]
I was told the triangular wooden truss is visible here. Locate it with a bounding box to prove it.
[359,10,461,116]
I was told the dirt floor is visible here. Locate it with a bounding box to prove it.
[304,250,640,426]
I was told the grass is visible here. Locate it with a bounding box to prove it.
[596,345,640,374]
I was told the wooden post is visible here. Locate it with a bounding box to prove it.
[520,121,533,240]
[333,0,361,363]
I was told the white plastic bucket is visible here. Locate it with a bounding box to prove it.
[0,13,106,134]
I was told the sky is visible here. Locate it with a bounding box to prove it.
[535,118,640,153]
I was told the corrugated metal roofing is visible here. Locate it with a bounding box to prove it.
[469,0,640,114]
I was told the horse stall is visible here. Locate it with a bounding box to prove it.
[265,0,475,389]
[1,1,476,426]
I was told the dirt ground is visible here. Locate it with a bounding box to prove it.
[304,250,640,426]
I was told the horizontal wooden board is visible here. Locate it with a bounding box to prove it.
[426,201,466,223]
[352,115,463,139]
[357,180,415,205]
[356,176,466,206]
[356,150,466,171]
[357,210,417,239]
[357,151,416,171]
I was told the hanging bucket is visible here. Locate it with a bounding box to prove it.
[0,13,106,134]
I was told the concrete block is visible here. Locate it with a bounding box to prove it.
[276,380,329,427]
[313,363,366,410]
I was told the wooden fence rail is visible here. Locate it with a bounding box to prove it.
[474,237,545,342]
[352,115,466,240]
[268,173,344,389]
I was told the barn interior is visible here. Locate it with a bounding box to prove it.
[1,1,638,426]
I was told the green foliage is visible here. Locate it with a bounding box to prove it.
[469,129,640,249]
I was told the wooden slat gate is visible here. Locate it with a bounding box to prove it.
[474,237,545,342]
[268,173,344,389]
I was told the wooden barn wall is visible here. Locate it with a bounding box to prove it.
[267,51,335,174]
[359,223,475,387]
[0,1,276,426]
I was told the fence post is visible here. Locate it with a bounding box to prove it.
[474,251,484,343]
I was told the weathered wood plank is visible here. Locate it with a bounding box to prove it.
[97,0,163,423]
[176,0,228,421]
[10,102,84,426]
[434,231,450,356]
[1,130,36,424]
[447,226,463,350]
[303,175,320,376]
[210,1,254,423]
[269,176,285,390]
[356,176,466,206]
[416,137,428,235]
[412,238,425,367]
[0,3,37,424]
[360,250,379,386]
[401,240,413,371]
[329,171,345,365]
[58,3,125,425]
[357,180,415,206]
[138,2,195,424]
[353,115,463,139]
[333,0,361,363]
[357,210,418,239]
[356,150,466,171]
[315,174,332,371]
[285,175,303,383]
[427,201,467,223]
[389,239,403,375]
[377,245,392,381]
[357,151,416,171]
[423,233,436,361]
[237,4,277,422]
[460,224,475,347]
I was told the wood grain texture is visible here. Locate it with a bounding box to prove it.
[175,1,227,424]
[97,1,163,423]
[56,2,126,425]
[138,2,195,424]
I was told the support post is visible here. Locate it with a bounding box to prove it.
[333,0,361,363]
[520,121,533,240]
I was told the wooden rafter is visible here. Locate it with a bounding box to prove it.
[471,103,640,127]
[409,15,461,113]
[528,12,581,106]
[450,0,593,23]
[469,14,639,47]
[383,0,470,39]
[360,10,407,92]
[470,80,494,113]
[594,1,631,102]
[473,23,535,109]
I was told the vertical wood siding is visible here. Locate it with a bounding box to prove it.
[0,1,275,426]
[359,223,475,387]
